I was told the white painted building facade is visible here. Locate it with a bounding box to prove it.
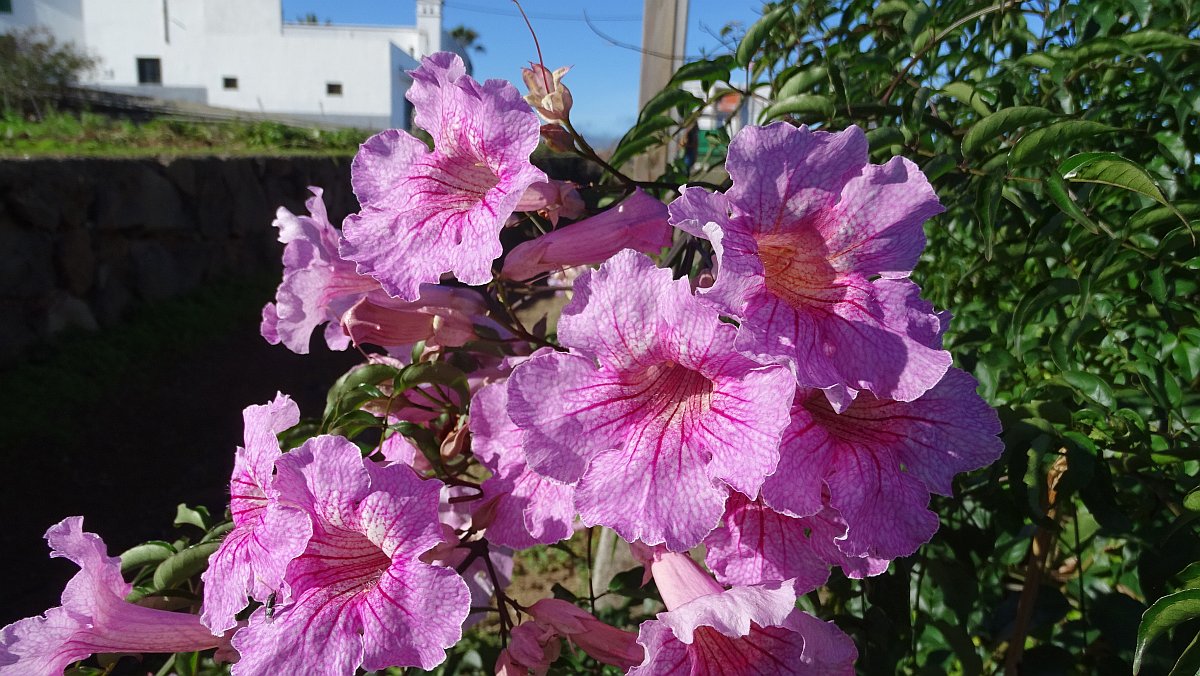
[0,0,466,129]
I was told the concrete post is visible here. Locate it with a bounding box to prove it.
[632,0,689,180]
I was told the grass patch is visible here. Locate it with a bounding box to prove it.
[0,109,366,157]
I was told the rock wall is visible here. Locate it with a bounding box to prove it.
[0,156,359,364]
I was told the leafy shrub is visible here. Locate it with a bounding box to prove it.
[616,0,1199,671]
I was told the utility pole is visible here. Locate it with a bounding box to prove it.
[631,0,689,181]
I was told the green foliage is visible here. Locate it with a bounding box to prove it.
[629,0,1200,672]
[0,27,95,116]
[0,109,366,157]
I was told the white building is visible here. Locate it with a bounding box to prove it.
[0,0,468,129]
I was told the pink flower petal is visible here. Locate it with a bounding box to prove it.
[501,188,672,281]
[202,394,311,634]
[764,369,1002,561]
[703,493,831,594]
[262,188,379,354]
[629,581,856,675]
[341,53,546,300]
[673,123,953,402]
[509,251,793,551]
[2,519,225,675]
[232,435,470,673]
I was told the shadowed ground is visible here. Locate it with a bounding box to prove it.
[0,275,360,625]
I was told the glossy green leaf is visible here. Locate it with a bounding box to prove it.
[866,126,904,151]
[394,361,471,407]
[639,88,703,122]
[1064,370,1116,409]
[173,503,211,531]
[942,82,993,116]
[152,542,220,592]
[759,94,834,122]
[668,56,735,88]
[1062,152,1168,206]
[1043,172,1107,236]
[961,106,1055,156]
[736,6,789,66]
[1136,589,1200,672]
[1184,488,1200,512]
[119,542,175,573]
[1122,29,1200,52]
[1009,120,1118,167]
[776,66,827,99]
[1168,631,1200,676]
[324,363,400,420]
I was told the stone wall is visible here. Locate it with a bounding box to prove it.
[0,156,359,364]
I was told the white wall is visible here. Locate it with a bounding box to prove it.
[0,0,84,49]
[4,0,452,129]
[80,0,170,85]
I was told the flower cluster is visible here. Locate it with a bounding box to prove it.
[4,50,1001,675]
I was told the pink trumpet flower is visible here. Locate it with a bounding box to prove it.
[201,394,312,634]
[0,518,227,676]
[261,187,379,354]
[628,546,857,675]
[470,374,576,549]
[514,180,585,225]
[507,250,794,551]
[526,599,643,669]
[229,435,470,674]
[501,188,673,281]
[668,123,951,404]
[761,368,1003,560]
[521,63,573,122]
[342,52,547,301]
[703,492,887,594]
[341,286,490,351]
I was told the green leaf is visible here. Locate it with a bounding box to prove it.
[152,542,220,591]
[1043,172,1108,237]
[1128,202,1200,232]
[639,88,703,123]
[173,503,211,531]
[941,82,992,117]
[922,154,956,182]
[324,363,400,420]
[1064,370,1116,409]
[736,6,789,66]
[394,361,471,407]
[668,55,735,88]
[609,135,662,170]
[1168,631,1200,676]
[1136,589,1200,672]
[198,521,233,544]
[612,114,676,165]
[776,66,827,99]
[866,126,904,151]
[1010,277,1078,354]
[1017,52,1058,69]
[1122,29,1200,53]
[1009,120,1118,167]
[119,542,175,573]
[1062,152,1168,206]
[759,94,834,122]
[1184,488,1200,512]
[871,0,910,19]
[961,106,1055,156]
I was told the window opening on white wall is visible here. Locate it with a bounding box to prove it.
[223,77,238,90]
[137,58,162,85]
[326,82,343,96]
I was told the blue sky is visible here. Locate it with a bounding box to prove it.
[280,1,766,141]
